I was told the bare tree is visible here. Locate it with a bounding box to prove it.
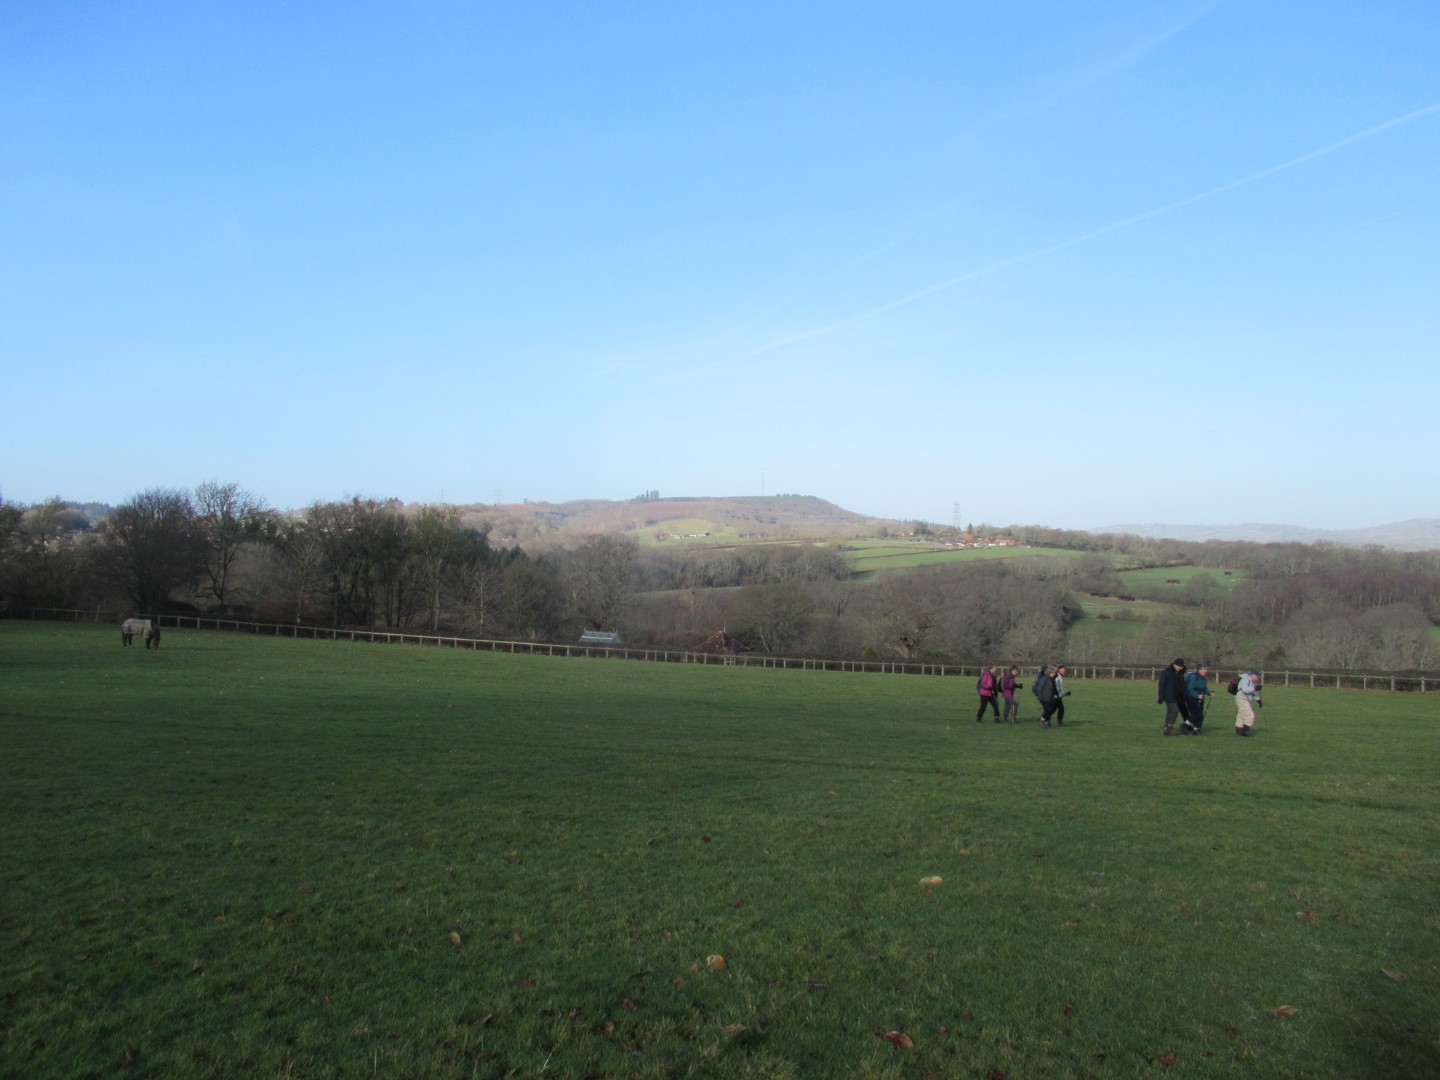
[411,505,460,632]
[195,481,268,608]
[864,573,941,659]
[567,534,638,631]
[91,488,206,612]
[270,516,326,623]
[729,580,813,654]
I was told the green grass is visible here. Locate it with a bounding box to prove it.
[845,544,1084,577]
[1115,567,1248,593]
[2,623,1438,1078]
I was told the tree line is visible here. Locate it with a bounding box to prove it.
[2,487,1438,672]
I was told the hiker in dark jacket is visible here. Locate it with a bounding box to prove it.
[1157,657,1190,736]
[1037,665,1061,727]
[1183,663,1211,734]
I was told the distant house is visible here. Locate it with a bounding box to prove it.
[578,630,620,646]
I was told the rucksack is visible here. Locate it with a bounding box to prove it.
[1031,667,1045,698]
[1226,674,1240,695]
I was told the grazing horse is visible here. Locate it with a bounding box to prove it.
[121,618,159,649]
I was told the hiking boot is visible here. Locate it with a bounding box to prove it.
[1163,725,1174,736]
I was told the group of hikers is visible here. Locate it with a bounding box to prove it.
[973,663,1070,728]
[1157,657,1263,736]
[972,657,1266,736]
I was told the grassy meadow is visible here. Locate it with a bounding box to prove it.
[843,543,1084,578]
[2,623,1437,1079]
[1113,568,1250,595]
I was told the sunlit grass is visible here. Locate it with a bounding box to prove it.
[2,623,1436,1078]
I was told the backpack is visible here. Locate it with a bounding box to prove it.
[1226,674,1240,696]
[1031,667,1045,698]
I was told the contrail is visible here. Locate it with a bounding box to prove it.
[748,101,1440,358]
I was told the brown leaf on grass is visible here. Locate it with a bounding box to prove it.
[1063,1003,1074,1016]
[957,848,972,856]
[622,998,637,1012]
[298,885,315,894]
[1155,1051,1177,1066]
[919,876,944,886]
[1296,910,1317,920]
[1063,920,1080,929]
[986,1070,1009,1080]
[877,1030,913,1049]
[449,932,461,947]
[723,1023,747,1034]
[1382,969,1404,982]
[1272,1005,1298,1018]
[706,954,726,969]
[519,979,536,989]
[672,977,688,986]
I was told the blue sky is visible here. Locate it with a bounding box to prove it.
[3,1,1437,530]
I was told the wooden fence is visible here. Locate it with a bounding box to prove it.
[16,607,1439,693]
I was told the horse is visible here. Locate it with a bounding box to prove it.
[121,618,160,649]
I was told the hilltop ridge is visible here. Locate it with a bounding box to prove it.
[445,494,897,547]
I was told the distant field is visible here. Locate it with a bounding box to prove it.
[1116,566,1249,592]
[844,543,1085,577]
[1066,611,1150,648]
[3,624,1436,1078]
[632,518,745,544]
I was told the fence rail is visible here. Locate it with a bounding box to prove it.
[15,608,1439,693]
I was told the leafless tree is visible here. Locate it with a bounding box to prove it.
[90,488,206,612]
[195,481,268,607]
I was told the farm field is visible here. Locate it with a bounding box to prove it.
[1114,567,1250,593]
[2,623,1437,1078]
[843,543,1084,577]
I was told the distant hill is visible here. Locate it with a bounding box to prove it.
[1088,519,1440,552]
[446,494,900,547]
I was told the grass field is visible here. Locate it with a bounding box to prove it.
[1114,568,1249,594]
[2,623,1437,1078]
[844,544,1085,577]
